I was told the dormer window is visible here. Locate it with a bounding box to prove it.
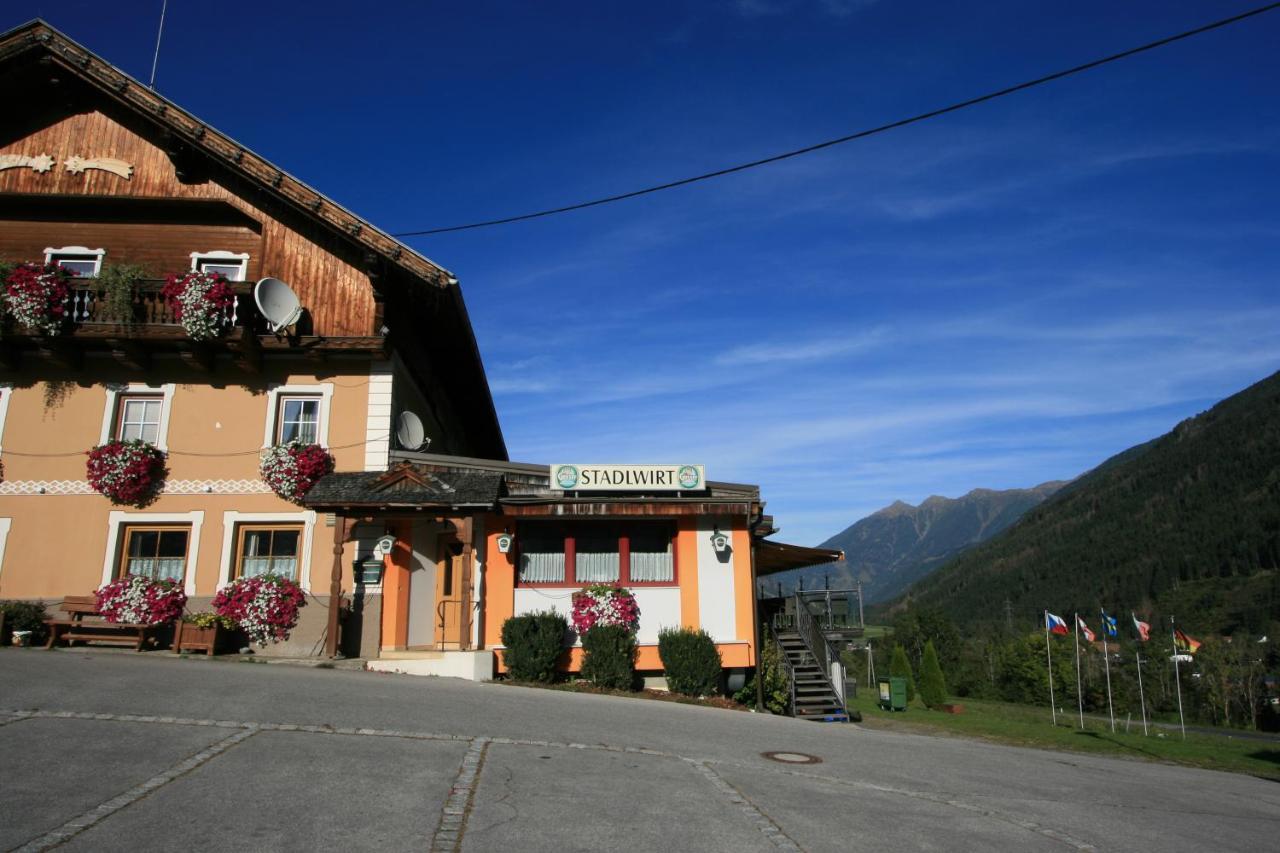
[45,246,106,277]
[190,250,249,282]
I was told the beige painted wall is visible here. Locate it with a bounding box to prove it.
[0,360,376,603]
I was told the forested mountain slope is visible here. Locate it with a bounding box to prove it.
[897,370,1280,636]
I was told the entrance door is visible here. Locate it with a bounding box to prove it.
[406,522,437,648]
[434,540,465,649]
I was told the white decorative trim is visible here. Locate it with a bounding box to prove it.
[0,518,11,584]
[102,511,204,597]
[190,250,250,282]
[263,383,333,449]
[44,246,106,277]
[0,382,12,455]
[65,155,133,179]
[217,510,317,592]
[98,383,176,451]
[0,153,54,173]
[0,479,270,496]
[365,362,393,471]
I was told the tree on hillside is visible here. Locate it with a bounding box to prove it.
[919,640,947,708]
[890,643,916,702]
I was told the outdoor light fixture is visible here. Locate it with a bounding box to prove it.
[496,531,515,554]
[710,527,731,554]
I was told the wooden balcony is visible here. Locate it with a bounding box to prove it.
[66,279,268,335]
[0,279,386,373]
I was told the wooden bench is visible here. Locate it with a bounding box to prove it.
[44,595,153,651]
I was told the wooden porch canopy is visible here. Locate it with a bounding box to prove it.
[754,539,844,577]
[302,463,505,656]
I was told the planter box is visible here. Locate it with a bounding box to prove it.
[174,621,222,656]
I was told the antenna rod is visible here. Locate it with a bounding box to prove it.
[149,0,168,90]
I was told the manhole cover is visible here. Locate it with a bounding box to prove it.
[761,751,822,765]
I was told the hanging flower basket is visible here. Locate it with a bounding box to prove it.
[161,270,236,340]
[571,583,641,636]
[4,262,75,336]
[95,575,187,626]
[86,439,168,506]
[212,573,307,646]
[259,440,334,503]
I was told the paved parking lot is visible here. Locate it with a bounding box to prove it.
[2,650,1278,852]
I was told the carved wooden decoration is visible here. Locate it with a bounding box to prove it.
[0,153,55,173]
[65,155,133,179]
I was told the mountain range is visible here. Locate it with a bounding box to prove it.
[896,369,1280,635]
[769,481,1064,604]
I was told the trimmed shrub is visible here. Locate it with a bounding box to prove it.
[658,627,722,696]
[501,611,568,682]
[919,639,948,708]
[580,624,637,690]
[890,643,917,702]
[0,600,48,645]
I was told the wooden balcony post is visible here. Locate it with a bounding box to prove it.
[325,515,355,658]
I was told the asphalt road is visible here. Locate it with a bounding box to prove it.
[1,650,1277,852]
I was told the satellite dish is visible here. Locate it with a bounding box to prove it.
[254,277,303,332]
[395,411,430,451]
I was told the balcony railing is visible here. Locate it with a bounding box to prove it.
[65,279,265,333]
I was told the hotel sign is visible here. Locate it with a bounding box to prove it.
[551,464,705,492]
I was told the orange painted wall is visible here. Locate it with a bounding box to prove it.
[677,517,699,630]
[732,524,757,666]
[482,515,516,650]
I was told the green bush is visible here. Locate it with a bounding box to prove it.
[658,627,722,696]
[1,600,48,645]
[734,640,790,715]
[580,624,637,690]
[890,643,916,702]
[919,639,947,708]
[501,611,568,682]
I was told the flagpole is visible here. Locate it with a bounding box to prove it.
[1171,616,1186,741]
[1135,649,1148,736]
[1101,610,1115,733]
[1073,611,1084,729]
[1044,610,1057,726]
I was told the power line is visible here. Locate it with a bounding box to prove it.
[391,3,1280,238]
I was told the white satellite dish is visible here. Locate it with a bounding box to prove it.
[254,277,303,332]
[395,411,430,451]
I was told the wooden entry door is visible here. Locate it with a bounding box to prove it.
[434,540,466,649]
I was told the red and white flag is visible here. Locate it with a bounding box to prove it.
[1131,613,1151,642]
[1077,616,1095,643]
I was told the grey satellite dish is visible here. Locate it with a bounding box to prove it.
[254,277,303,332]
[395,411,430,451]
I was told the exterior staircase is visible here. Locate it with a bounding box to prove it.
[775,630,849,722]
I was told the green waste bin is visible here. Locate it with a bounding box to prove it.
[878,677,907,711]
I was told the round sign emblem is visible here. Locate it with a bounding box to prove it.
[555,465,579,489]
[677,465,701,489]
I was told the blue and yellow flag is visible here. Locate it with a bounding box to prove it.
[1101,611,1118,638]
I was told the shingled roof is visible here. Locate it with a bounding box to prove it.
[303,463,505,510]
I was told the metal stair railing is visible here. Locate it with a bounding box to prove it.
[793,592,848,713]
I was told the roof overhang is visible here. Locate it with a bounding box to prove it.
[755,540,844,576]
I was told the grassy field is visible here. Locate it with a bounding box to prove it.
[848,690,1280,780]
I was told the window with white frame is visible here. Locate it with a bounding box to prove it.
[263,384,332,449]
[116,394,164,444]
[276,396,320,444]
[100,384,175,449]
[45,246,106,278]
[190,250,249,281]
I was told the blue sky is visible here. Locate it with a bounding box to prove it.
[11,2,1279,545]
